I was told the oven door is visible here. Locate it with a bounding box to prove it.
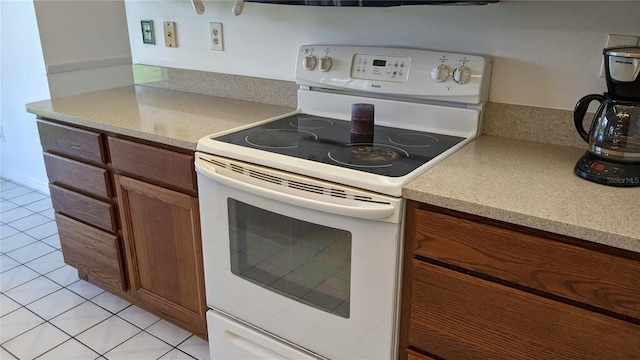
[195,152,403,360]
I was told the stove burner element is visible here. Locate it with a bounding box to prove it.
[328,144,409,168]
[291,117,334,130]
[245,129,318,149]
[211,114,467,178]
[389,133,440,147]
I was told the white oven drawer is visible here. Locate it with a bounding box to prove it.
[207,309,324,360]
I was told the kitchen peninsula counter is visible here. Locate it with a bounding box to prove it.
[403,135,640,253]
[26,85,296,151]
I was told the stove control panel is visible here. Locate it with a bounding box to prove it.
[351,54,410,83]
[296,45,492,105]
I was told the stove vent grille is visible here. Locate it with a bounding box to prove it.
[204,157,388,204]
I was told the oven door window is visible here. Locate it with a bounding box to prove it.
[228,199,351,318]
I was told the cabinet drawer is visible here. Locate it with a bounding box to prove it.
[43,153,112,199]
[50,184,117,233]
[406,349,436,360]
[56,214,126,292]
[412,206,640,320]
[108,137,196,193]
[408,259,640,360]
[37,120,106,164]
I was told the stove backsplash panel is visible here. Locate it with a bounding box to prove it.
[134,65,583,148]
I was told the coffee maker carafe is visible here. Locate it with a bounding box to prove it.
[573,46,640,187]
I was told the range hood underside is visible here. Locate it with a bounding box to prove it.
[246,0,498,6]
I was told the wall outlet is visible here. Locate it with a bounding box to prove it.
[209,22,223,51]
[599,34,639,77]
[163,21,177,48]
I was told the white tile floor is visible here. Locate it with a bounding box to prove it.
[1,178,210,360]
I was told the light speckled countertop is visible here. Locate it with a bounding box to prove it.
[26,85,295,150]
[404,135,640,253]
[26,85,639,253]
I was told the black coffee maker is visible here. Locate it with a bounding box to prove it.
[573,46,640,187]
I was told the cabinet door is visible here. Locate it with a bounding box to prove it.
[115,175,207,337]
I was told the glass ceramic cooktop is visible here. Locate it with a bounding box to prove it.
[211,114,465,177]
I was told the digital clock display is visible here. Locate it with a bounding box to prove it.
[372,59,387,67]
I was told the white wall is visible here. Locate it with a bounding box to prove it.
[1,0,134,191]
[34,0,134,97]
[124,0,640,111]
[1,0,51,193]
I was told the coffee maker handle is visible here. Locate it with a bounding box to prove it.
[574,94,604,143]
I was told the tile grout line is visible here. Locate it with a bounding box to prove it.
[2,249,200,359]
[1,178,205,360]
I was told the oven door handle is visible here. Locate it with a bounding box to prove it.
[196,160,396,220]
[224,330,321,359]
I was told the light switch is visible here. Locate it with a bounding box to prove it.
[141,20,154,45]
[163,21,177,48]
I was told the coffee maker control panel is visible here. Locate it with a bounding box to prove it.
[575,152,640,187]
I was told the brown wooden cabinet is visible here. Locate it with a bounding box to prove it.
[114,174,206,336]
[400,200,640,360]
[37,119,207,338]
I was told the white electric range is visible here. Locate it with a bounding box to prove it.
[196,45,491,359]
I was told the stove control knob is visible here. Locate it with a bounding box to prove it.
[319,56,332,72]
[431,64,450,82]
[303,55,317,71]
[453,65,472,84]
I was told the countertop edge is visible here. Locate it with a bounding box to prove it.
[26,105,197,151]
[402,189,638,253]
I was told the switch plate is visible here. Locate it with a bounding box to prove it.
[209,22,223,51]
[599,34,639,77]
[163,21,177,48]
[141,20,154,45]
